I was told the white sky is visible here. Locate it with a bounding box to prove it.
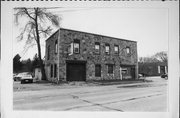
[13,8,168,60]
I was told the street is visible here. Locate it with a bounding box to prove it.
[13,77,167,112]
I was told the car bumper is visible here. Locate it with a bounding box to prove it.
[21,79,33,84]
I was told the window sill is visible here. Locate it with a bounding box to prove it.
[94,53,100,55]
[95,76,101,77]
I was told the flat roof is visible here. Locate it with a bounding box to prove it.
[46,28,137,43]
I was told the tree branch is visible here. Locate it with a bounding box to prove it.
[23,8,35,21]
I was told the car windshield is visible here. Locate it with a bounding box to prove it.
[18,72,31,77]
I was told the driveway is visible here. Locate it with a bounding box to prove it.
[13,76,167,111]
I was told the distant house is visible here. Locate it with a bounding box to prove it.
[45,28,138,82]
[138,62,168,76]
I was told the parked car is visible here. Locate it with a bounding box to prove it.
[138,74,143,78]
[20,72,33,84]
[161,74,168,79]
[13,73,21,81]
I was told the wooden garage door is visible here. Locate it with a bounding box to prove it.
[67,62,86,81]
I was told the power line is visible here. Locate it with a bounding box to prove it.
[14,7,97,13]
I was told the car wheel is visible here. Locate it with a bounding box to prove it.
[30,80,33,83]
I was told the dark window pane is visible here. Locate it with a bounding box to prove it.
[95,64,101,77]
[54,64,57,77]
[108,64,113,74]
[47,46,50,60]
[51,64,53,77]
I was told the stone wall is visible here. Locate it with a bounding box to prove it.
[45,30,59,82]
[45,28,138,82]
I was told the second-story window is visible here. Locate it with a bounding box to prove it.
[95,42,100,54]
[105,43,110,55]
[55,40,58,54]
[74,39,80,54]
[114,45,119,55]
[126,47,130,54]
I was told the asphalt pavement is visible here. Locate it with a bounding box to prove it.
[13,76,167,112]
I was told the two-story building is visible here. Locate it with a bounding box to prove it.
[45,28,138,82]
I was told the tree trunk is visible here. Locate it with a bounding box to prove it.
[37,42,46,80]
[35,8,46,80]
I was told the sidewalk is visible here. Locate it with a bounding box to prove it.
[90,79,150,86]
[14,78,153,92]
[46,78,150,87]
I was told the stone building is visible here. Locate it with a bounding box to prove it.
[45,28,138,82]
[138,62,168,76]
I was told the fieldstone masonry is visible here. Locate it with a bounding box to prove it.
[45,28,138,82]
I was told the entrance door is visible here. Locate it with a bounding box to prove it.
[120,65,135,80]
[66,62,86,81]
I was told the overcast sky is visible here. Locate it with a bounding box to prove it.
[13,8,168,60]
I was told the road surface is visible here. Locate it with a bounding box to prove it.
[13,77,167,112]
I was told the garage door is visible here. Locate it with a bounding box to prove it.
[66,61,86,81]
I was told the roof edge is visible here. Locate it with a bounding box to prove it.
[46,27,137,43]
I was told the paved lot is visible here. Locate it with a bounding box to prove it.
[13,77,167,112]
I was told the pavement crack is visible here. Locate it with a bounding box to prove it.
[121,93,163,102]
[67,93,163,111]
[66,94,123,111]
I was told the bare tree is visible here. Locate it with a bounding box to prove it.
[14,7,60,80]
[138,51,168,63]
[153,51,168,63]
[138,56,159,63]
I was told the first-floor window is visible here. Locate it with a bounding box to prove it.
[107,64,113,74]
[47,45,50,60]
[54,64,57,78]
[50,64,53,77]
[95,64,101,77]
[121,68,128,74]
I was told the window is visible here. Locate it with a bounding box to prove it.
[95,42,100,54]
[114,45,119,55]
[107,64,113,74]
[68,43,73,55]
[126,47,130,54]
[95,64,101,77]
[121,68,128,74]
[55,40,58,54]
[54,64,57,78]
[47,45,50,60]
[105,44,110,55]
[50,64,53,77]
[73,39,80,54]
